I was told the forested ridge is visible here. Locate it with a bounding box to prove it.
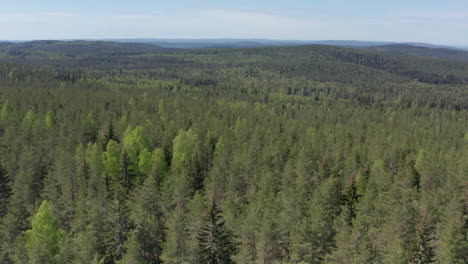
[364,44,468,63]
[0,41,466,264]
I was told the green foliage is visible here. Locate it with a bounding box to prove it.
[123,126,149,157]
[292,177,342,263]
[0,42,466,264]
[102,122,119,147]
[0,165,11,218]
[151,148,168,179]
[82,111,98,143]
[21,109,36,130]
[408,218,436,264]
[122,173,165,263]
[0,100,13,121]
[25,201,63,264]
[162,205,189,264]
[123,126,150,179]
[435,198,468,264]
[105,184,131,263]
[198,201,236,264]
[103,140,122,185]
[172,129,198,169]
[45,111,56,128]
[355,166,370,196]
[138,148,153,176]
[414,149,426,173]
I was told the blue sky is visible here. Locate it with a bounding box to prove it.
[1,0,468,45]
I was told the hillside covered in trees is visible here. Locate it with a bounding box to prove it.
[0,41,466,264]
[364,44,468,63]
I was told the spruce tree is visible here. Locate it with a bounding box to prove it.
[101,122,119,151]
[121,173,165,264]
[409,218,435,264]
[104,183,131,263]
[82,111,98,144]
[162,205,188,264]
[293,177,342,263]
[0,165,11,218]
[435,198,467,264]
[198,201,236,264]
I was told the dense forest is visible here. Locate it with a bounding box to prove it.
[0,41,466,264]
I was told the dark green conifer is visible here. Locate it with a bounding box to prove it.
[409,218,435,264]
[0,165,11,218]
[198,201,236,264]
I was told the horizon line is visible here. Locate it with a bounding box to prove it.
[1,38,467,47]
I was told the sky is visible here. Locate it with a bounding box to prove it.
[1,0,468,45]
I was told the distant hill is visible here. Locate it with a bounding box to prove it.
[1,40,467,86]
[365,44,468,62]
[105,39,466,50]
[0,40,171,57]
[2,38,465,51]
[105,39,397,49]
[141,41,275,49]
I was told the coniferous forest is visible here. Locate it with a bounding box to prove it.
[0,41,466,264]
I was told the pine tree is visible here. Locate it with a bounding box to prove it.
[121,173,165,264]
[293,177,342,263]
[42,149,77,231]
[101,122,119,151]
[81,143,108,262]
[342,177,360,224]
[355,165,370,197]
[1,147,45,259]
[120,150,137,191]
[324,207,354,264]
[435,198,467,264]
[0,166,12,262]
[205,135,231,202]
[198,201,236,264]
[186,192,208,263]
[104,184,131,263]
[376,165,418,264]
[409,218,435,264]
[82,111,98,144]
[119,232,145,264]
[160,130,200,263]
[162,205,189,264]
[0,165,11,218]
[25,201,63,264]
